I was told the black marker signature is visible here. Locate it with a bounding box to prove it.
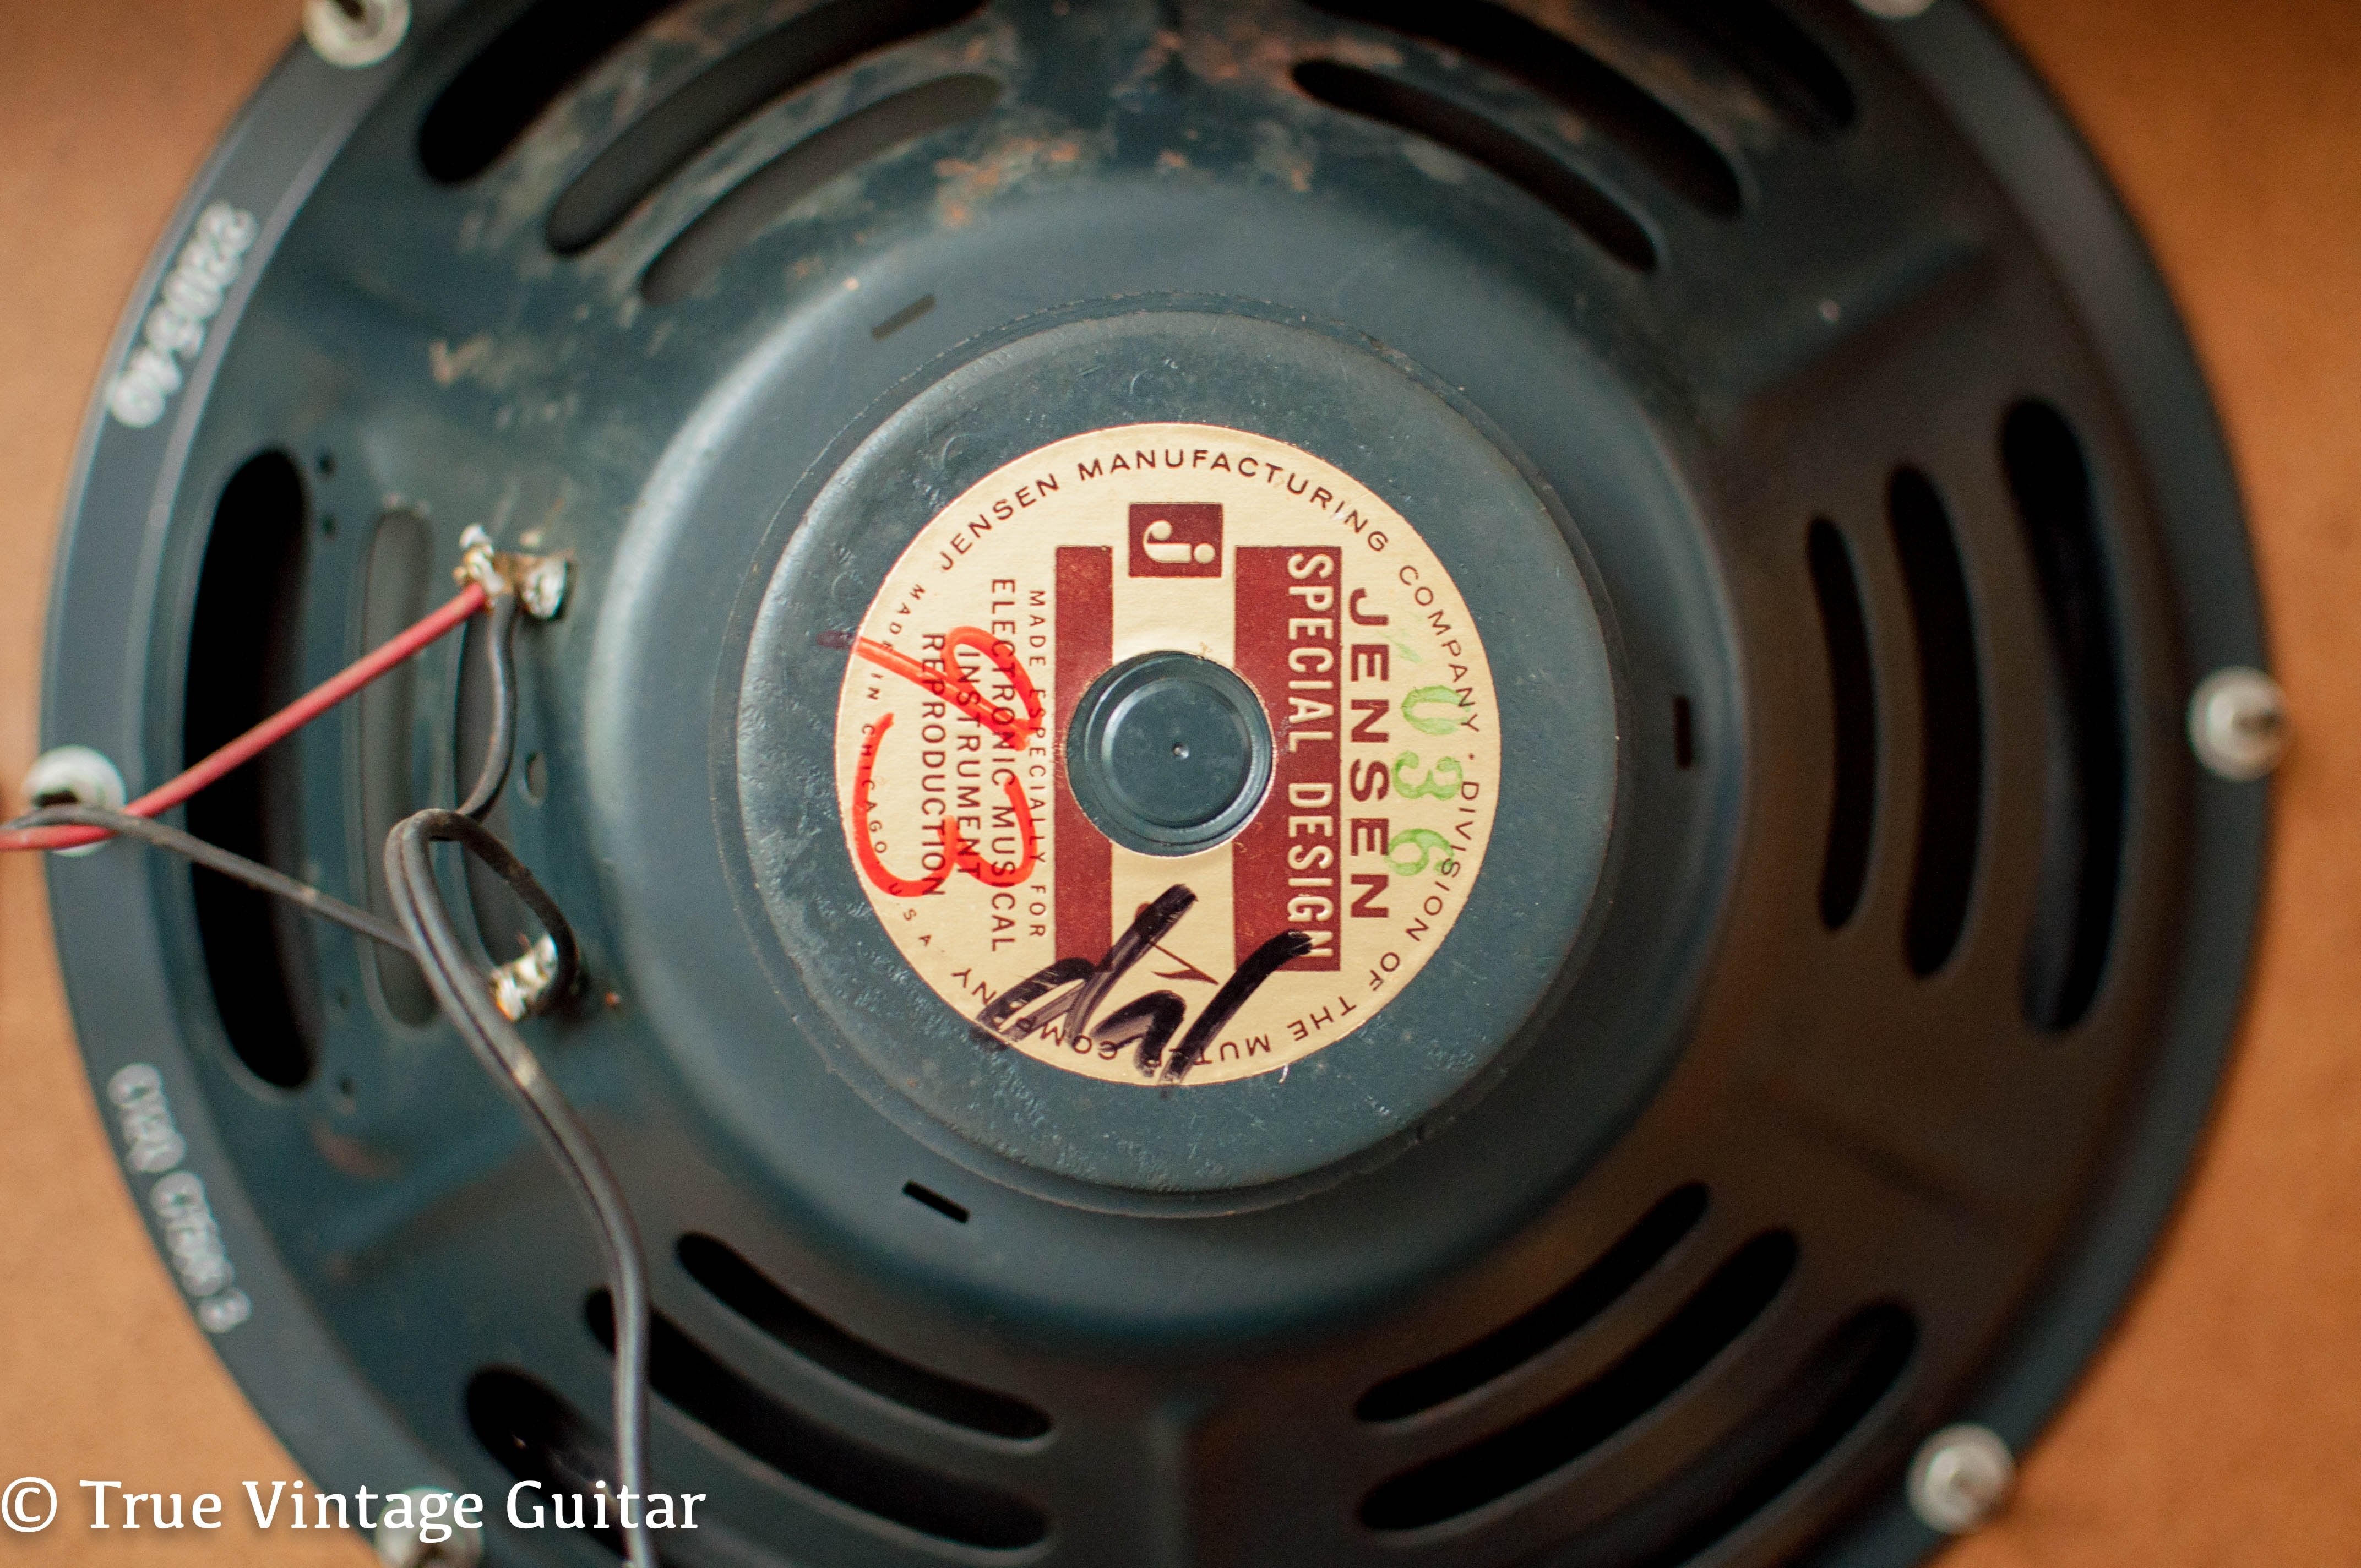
[975,885,1313,1082]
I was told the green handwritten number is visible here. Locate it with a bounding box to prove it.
[1386,828,1456,878]
[1392,752,1464,801]
[1402,685,1471,736]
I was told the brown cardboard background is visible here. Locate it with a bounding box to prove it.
[0,1,2353,1562]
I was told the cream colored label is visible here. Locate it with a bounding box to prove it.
[833,423,1499,1085]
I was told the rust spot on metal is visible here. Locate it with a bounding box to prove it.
[1121,27,1187,91]
[933,132,1092,228]
[1169,7,1403,97]
[1252,121,1316,193]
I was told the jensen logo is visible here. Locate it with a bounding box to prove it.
[1128,503,1224,578]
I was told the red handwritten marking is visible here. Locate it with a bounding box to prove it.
[850,715,950,897]
[853,628,1043,750]
[946,775,1040,888]
[850,719,1042,898]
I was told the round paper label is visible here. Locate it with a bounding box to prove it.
[832,422,1500,1086]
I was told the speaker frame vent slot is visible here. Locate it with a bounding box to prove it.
[589,1292,1049,1551]
[1304,0,1742,217]
[1890,467,1985,977]
[1357,1184,1709,1423]
[1543,1302,1918,1567]
[1809,519,1879,931]
[547,0,987,255]
[1291,60,1658,273]
[640,73,1004,306]
[185,450,317,1090]
[465,1368,633,1556]
[1617,0,1857,137]
[356,509,440,1027]
[1359,1229,1799,1532]
[2004,400,2125,1031]
[677,1234,1048,1440]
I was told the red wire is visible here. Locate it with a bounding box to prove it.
[2,581,489,854]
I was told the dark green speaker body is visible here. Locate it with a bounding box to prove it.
[45,2,2267,1564]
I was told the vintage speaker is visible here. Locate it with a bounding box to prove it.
[4,2,2343,1566]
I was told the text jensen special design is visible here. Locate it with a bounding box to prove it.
[833,423,1500,1086]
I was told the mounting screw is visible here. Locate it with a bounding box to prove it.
[1907,1423,2015,1534]
[21,746,127,860]
[2189,666,2288,781]
[372,1487,481,1568]
[1855,0,1937,17]
[303,0,411,69]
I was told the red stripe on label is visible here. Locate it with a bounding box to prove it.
[1232,546,1342,971]
[1054,547,1113,962]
